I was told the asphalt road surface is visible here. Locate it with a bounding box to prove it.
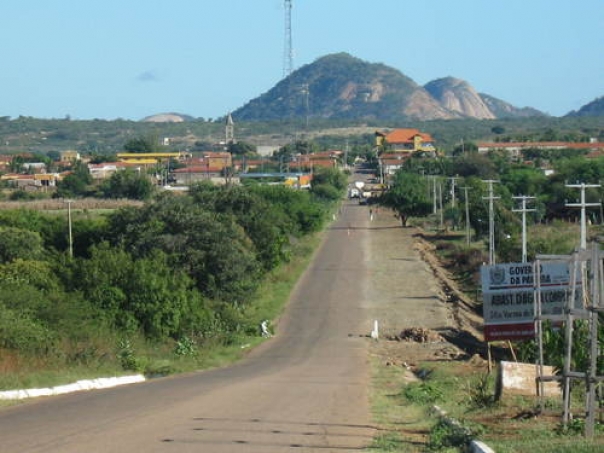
[0,199,378,452]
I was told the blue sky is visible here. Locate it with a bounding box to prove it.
[1,0,602,120]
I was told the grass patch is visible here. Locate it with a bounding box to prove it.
[367,355,431,452]
[368,358,604,452]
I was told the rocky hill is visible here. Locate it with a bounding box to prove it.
[566,96,604,117]
[424,77,495,119]
[233,53,545,122]
[478,93,545,118]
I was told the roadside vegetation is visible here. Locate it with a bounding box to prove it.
[0,168,347,393]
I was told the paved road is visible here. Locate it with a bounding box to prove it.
[0,199,377,452]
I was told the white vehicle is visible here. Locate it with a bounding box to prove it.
[349,188,360,198]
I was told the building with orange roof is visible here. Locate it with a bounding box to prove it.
[375,128,436,154]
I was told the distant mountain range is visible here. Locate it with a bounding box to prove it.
[231,53,546,121]
[143,53,603,122]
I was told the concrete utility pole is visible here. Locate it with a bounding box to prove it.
[448,176,459,208]
[461,186,471,246]
[482,180,499,265]
[344,139,349,170]
[438,182,444,229]
[566,183,601,249]
[512,195,536,263]
[65,199,73,258]
[427,176,437,214]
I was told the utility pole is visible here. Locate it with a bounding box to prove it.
[65,199,73,258]
[438,182,444,230]
[566,183,601,249]
[427,176,437,214]
[301,83,310,131]
[461,186,471,246]
[482,180,499,265]
[448,176,459,208]
[344,139,349,170]
[512,195,536,263]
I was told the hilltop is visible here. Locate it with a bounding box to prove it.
[566,96,604,117]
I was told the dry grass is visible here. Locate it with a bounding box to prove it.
[0,198,144,211]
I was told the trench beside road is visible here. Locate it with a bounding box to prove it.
[0,194,452,452]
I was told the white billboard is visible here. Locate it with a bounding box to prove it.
[480,261,582,340]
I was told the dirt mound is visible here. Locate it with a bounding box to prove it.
[395,327,444,343]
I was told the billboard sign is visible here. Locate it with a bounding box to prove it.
[480,262,581,341]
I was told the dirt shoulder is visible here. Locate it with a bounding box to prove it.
[362,205,485,367]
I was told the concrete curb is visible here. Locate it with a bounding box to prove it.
[431,405,496,453]
[0,374,146,400]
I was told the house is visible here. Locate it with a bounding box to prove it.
[289,151,342,171]
[1,173,60,190]
[375,128,436,154]
[88,162,139,180]
[378,153,409,176]
[60,150,81,162]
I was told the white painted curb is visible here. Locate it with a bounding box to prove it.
[470,440,496,453]
[0,374,146,400]
[432,405,496,453]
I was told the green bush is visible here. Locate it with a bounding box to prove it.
[403,381,444,404]
[0,305,55,354]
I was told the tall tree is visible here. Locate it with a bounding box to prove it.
[380,171,431,227]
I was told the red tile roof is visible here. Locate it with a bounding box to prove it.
[383,128,434,144]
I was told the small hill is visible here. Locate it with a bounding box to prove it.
[233,53,454,121]
[566,96,604,117]
[141,113,194,122]
[424,77,495,119]
[479,93,546,118]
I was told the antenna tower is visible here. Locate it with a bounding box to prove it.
[283,0,294,78]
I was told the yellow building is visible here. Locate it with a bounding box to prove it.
[116,152,184,164]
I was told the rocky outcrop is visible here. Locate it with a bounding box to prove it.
[425,77,495,119]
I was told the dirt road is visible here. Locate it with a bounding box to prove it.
[0,196,457,452]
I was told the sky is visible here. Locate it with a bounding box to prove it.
[0,0,602,121]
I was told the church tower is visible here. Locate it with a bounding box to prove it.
[225,112,235,145]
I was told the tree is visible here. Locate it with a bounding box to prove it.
[55,161,93,198]
[123,135,162,153]
[228,141,257,156]
[0,226,44,263]
[380,171,431,227]
[101,168,155,200]
[106,196,262,304]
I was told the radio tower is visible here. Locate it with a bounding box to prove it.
[283,0,294,78]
